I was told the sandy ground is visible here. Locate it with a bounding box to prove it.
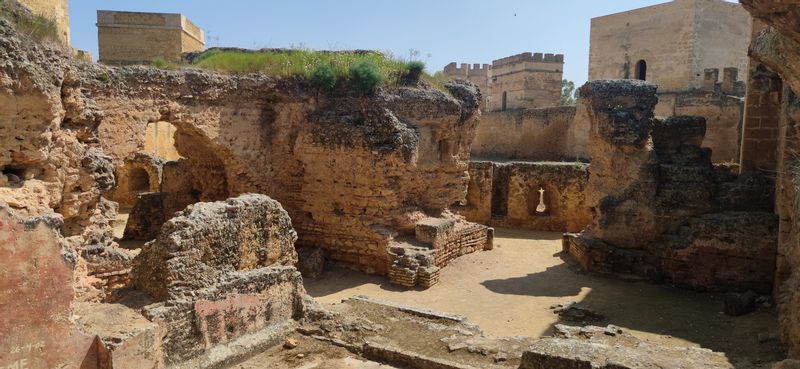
[305,228,786,368]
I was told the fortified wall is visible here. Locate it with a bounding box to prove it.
[97,10,205,65]
[443,52,563,111]
[589,0,751,163]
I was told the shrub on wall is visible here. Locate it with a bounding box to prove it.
[404,60,425,83]
[349,60,383,94]
[310,64,337,91]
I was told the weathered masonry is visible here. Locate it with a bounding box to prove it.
[97,10,205,65]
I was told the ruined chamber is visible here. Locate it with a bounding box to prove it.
[88,55,492,288]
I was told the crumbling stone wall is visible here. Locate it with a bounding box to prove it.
[460,161,592,233]
[563,80,777,293]
[656,89,744,163]
[109,151,164,208]
[0,15,133,302]
[85,60,487,276]
[740,0,800,357]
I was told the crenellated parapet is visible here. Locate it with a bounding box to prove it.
[443,62,491,77]
[702,67,746,96]
[492,52,565,68]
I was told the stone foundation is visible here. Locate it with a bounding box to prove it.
[388,217,491,288]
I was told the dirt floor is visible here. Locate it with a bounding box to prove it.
[305,228,786,368]
[240,336,400,369]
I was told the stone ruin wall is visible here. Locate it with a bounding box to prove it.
[85,64,487,277]
[740,0,800,357]
[563,80,778,294]
[459,161,592,233]
[0,14,492,367]
[655,67,746,163]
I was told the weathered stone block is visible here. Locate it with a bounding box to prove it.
[132,194,298,300]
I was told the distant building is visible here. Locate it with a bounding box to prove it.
[97,10,205,65]
[443,52,564,111]
[589,0,753,163]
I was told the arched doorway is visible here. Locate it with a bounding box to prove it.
[635,60,647,81]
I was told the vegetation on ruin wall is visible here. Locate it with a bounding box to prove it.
[158,49,449,92]
[0,2,59,43]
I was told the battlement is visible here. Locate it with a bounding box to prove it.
[702,67,745,96]
[492,52,564,68]
[443,62,491,77]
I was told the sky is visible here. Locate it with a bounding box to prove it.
[69,1,735,85]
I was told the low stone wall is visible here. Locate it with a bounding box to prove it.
[470,106,589,161]
[459,161,592,233]
[388,218,492,288]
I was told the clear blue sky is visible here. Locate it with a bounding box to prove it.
[69,1,735,85]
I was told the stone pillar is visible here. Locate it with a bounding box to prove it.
[740,20,783,172]
[579,80,659,248]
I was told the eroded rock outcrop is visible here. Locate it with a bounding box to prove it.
[132,194,299,300]
[0,14,133,301]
